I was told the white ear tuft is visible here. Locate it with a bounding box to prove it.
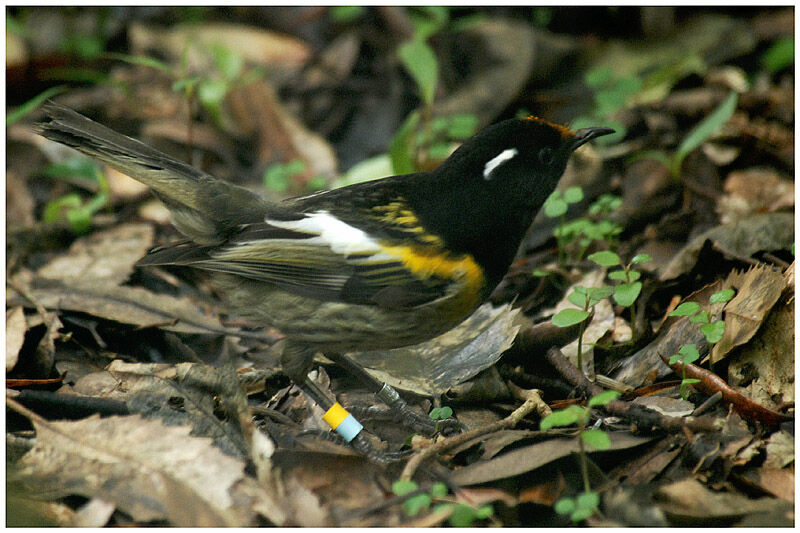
[483,148,519,180]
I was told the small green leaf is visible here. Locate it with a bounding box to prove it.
[689,311,710,324]
[581,429,611,450]
[588,250,621,267]
[575,490,600,513]
[392,479,418,496]
[567,290,589,308]
[677,344,700,364]
[389,111,420,174]
[6,85,69,126]
[552,308,590,328]
[669,302,701,317]
[586,285,614,305]
[710,289,735,304]
[443,113,478,138]
[613,281,642,307]
[554,497,576,515]
[544,194,568,218]
[540,406,584,430]
[701,321,725,344]
[762,37,794,73]
[588,390,620,407]
[398,39,439,105]
[429,406,453,420]
[475,504,494,519]
[675,91,738,167]
[329,5,366,22]
[585,66,613,88]
[570,507,595,522]
[682,378,701,385]
[630,253,652,264]
[430,482,448,498]
[563,186,584,204]
[608,270,628,282]
[448,504,478,527]
[669,354,681,365]
[211,44,243,81]
[404,493,431,516]
[106,52,173,74]
[532,269,549,278]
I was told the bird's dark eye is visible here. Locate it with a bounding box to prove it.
[539,147,555,165]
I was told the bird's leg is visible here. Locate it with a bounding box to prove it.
[324,352,462,437]
[281,342,409,464]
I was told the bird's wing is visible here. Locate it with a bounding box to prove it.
[137,210,459,308]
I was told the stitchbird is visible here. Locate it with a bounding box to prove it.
[36,102,613,460]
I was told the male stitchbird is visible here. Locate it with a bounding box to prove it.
[36,102,613,460]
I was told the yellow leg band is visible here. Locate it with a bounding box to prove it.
[322,402,363,442]
[322,402,350,429]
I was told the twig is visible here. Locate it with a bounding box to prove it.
[400,387,549,481]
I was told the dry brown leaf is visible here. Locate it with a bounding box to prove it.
[659,213,794,280]
[718,168,794,224]
[450,433,653,486]
[7,276,225,335]
[12,414,280,526]
[350,303,519,396]
[739,467,794,503]
[655,476,791,522]
[712,264,786,362]
[129,22,311,72]
[6,306,27,372]
[36,223,154,285]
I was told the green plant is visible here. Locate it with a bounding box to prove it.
[552,285,614,373]
[41,157,109,234]
[428,405,454,435]
[540,390,620,522]
[667,288,735,389]
[329,5,367,23]
[588,251,652,337]
[570,66,641,145]
[391,8,478,174]
[668,344,701,399]
[761,37,794,74]
[263,159,306,193]
[391,480,494,526]
[638,91,738,182]
[544,188,623,264]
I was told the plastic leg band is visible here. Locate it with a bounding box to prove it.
[322,402,363,442]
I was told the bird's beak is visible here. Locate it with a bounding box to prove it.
[570,126,616,150]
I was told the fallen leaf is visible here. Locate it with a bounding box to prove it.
[450,432,654,486]
[6,306,27,372]
[712,264,786,362]
[36,223,154,285]
[12,414,281,526]
[655,476,791,523]
[8,275,226,335]
[659,213,794,280]
[350,303,519,396]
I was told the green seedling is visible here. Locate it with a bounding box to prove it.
[391,7,478,174]
[391,480,494,526]
[552,285,613,374]
[263,159,307,193]
[668,288,735,374]
[544,188,623,264]
[668,344,702,400]
[588,251,652,338]
[41,157,109,234]
[540,390,620,522]
[638,91,738,204]
[569,66,641,145]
